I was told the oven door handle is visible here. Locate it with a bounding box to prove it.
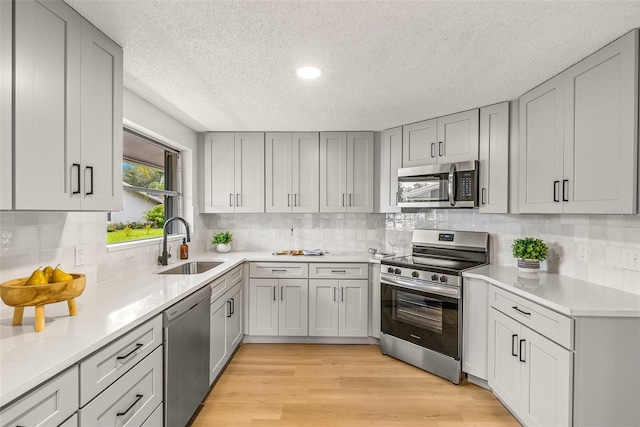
[448,163,456,207]
[381,276,460,299]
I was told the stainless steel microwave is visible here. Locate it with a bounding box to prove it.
[397,161,479,209]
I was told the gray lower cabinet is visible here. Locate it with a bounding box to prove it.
[210,281,243,385]
[79,346,163,426]
[59,413,78,427]
[0,367,78,427]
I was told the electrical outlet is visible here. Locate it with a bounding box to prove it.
[273,229,280,239]
[622,249,640,271]
[577,244,589,262]
[75,246,86,266]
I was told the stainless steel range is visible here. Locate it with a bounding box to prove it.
[380,229,489,384]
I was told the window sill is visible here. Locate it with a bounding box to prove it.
[107,234,186,253]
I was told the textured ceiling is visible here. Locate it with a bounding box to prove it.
[64,0,640,132]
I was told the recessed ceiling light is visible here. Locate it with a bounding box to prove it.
[296,66,323,80]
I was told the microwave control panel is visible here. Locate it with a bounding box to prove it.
[459,171,475,201]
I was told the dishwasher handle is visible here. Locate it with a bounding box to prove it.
[163,286,212,326]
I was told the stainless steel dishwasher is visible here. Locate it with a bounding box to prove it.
[164,285,211,427]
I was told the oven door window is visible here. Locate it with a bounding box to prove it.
[398,174,448,203]
[381,282,460,359]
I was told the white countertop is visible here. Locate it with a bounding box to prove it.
[0,251,371,407]
[463,264,640,318]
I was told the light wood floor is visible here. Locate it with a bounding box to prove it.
[192,343,520,427]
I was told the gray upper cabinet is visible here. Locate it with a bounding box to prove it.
[11,0,123,211]
[203,132,265,213]
[479,102,510,214]
[378,127,402,213]
[0,1,12,210]
[402,109,479,167]
[520,29,638,214]
[265,132,319,213]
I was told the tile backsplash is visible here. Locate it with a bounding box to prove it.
[1,209,639,296]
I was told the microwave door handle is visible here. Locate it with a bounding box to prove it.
[448,163,456,206]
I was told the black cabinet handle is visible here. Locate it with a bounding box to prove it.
[230,297,235,315]
[229,193,233,207]
[273,286,276,301]
[85,166,94,195]
[481,188,487,205]
[341,287,344,302]
[430,142,435,158]
[117,394,143,417]
[333,287,337,302]
[562,179,569,202]
[331,270,346,274]
[295,193,298,206]
[553,181,560,202]
[72,163,81,194]
[519,339,526,363]
[236,193,241,207]
[227,300,232,317]
[438,141,443,156]
[287,193,291,207]
[513,306,531,316]
[511,334,518,357]
[116,343,143,361]
[280,286,284,301]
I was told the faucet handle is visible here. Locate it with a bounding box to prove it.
[167,246,172,259]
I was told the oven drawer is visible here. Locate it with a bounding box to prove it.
[489,286,573,350]
[250,262,308,278]
[309,263,368,279]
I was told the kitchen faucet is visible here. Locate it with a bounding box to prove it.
[158,216,191,265]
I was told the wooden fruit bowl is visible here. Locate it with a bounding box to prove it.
[0,274,86,332]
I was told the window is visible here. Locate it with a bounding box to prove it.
[107,129,182,245]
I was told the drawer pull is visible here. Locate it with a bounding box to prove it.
[511,334,518,357]
[331,270,346,274]
[271,269,287,273]
[512,306,531,316]
[410,334,421,340]
[116,343,144,362]
[117,393,143,417]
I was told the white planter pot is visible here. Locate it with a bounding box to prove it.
[517,258,540,274]
[216,243,231,253]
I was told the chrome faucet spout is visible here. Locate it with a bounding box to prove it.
[158,216,191,265]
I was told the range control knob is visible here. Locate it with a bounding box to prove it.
[440,275,448,283]
[411,271,420,278]
[394,268,401,275]
[387,267,394,274]
[431,274,439,281]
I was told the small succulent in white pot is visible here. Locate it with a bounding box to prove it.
[212,231,233,253]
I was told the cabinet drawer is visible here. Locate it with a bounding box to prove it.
[141,403,163,426]
[309,263,368,279]
[250,262,308,278]
[489,286,573,349]
[227,264,243,286]
[210,265,244,302]
[79,315,162,406]
[1,367,78,427]
[79,346,163,427]
[59,413,78,427]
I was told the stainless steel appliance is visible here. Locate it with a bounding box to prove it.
[397,161,479,209]
[380,229,489,384]
[164,285,211,426]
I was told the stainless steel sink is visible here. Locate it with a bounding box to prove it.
[158,261,224,275]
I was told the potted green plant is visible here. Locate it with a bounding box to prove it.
[512,237,548,273]
[212,231,233,253]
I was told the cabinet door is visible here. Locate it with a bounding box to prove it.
[437,109,479,163]
[227,286,243,350]
[0,0,12,209]
[235,132,265,213]
[265,132,293,213]
[249,278,279,336]
[308,279,339,336]
[479,103,509,214]
[462,278,488,380]
[14,0,82,210]
[339,280,368,337]
[563,30,638,214]
[79,20,123,211]
[369,264,381,339]
[203,132,235,213]
[279,279,308,336]
[292,132,320,213]
[518,76,564,213]
[209,294,229,385]
[320,131,347,212]
[346,131,374,212]
[488,308,521,414]
[402,119,437,167]
[379,127,402,213]
[520,328,573,427]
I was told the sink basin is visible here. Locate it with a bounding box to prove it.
[158,261,224,275]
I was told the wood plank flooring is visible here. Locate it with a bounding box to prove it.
[192,344,520,427]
